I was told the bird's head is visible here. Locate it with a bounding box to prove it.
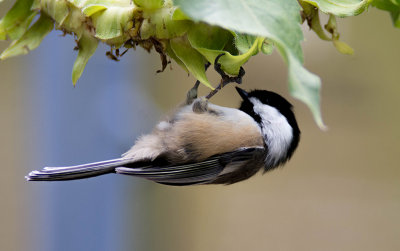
[236,87,300,168]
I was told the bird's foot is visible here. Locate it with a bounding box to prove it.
[213,53,245,85]
[206,54,246,100]
[192,97,209,113]
[186,81,200,105]
[186,62,211,105]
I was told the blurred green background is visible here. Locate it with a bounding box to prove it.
[1,2,399,250]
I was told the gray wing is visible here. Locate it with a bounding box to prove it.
[27,158,133,181]
[116,147,265,186]
[27,147,265,185]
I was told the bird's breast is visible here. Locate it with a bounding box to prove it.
[162,105,264,163]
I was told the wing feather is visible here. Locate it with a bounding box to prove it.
[116,147,265,185]
[27,147,265,185]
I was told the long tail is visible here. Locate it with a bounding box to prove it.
[26,158,135,181]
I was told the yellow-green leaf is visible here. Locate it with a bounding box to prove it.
[333,39,354,54]
[134,0,164,9]
[166,41,188,72]
[170,36,214,89]
[301,0,372,17]
[0,0,36,40]
[72,32,98,85]
[89,5,135,40]
[82,5,107,16]
[0,14,53,59]
[39,0,70,25]
[187,24,262,75]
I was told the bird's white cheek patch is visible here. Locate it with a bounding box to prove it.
[250,98,293,166]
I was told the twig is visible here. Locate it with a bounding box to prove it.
[206,54,245,100]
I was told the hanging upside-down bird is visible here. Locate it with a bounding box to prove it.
[27,53,299,185]
[26,84,300,185]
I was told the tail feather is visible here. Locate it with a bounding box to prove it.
[26,158,134,181]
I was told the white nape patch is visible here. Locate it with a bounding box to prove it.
[156,121,171,131]
[250,98,293,166]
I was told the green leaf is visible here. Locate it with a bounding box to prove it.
[0,14,53,59]
[261,38,274,55]
[235,34,258,54]
[301,0,372,17]
[285,51,325,129]
[172,8,190,20]
[0,0,36,40]
[170,36,214,89]
[325,14,355,54]
[234,33,274,55]
[83,4,135,41]
[372,0,400,9]
[134,0,164,9]
[333,39,354,54]
[140,7,192,40]
[82,5,107,16]
[301,4,354,55]
[39,0,70,25]
[174,0,325,128]
[300,2,331,41]
[72,32,98,85]
[166,40,189,72]
[187,24,262,75]
[372,0,400,28]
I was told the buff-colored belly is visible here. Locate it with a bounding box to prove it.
[164,111,264,162]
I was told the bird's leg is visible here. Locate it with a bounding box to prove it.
[186,80,200,105]
[192,97,209,113]
[206,53,246,100]
[186,62,211,105]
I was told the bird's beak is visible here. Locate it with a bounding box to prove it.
[235,87,249,101]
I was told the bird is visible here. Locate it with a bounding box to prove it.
[26,86,300,185]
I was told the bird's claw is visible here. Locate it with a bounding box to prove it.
[192,97,209,113]
[186,62,211,105]
[214,53,245,85]
[186,81,200,105]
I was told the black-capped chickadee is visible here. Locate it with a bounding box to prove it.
[26,86,300,185]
